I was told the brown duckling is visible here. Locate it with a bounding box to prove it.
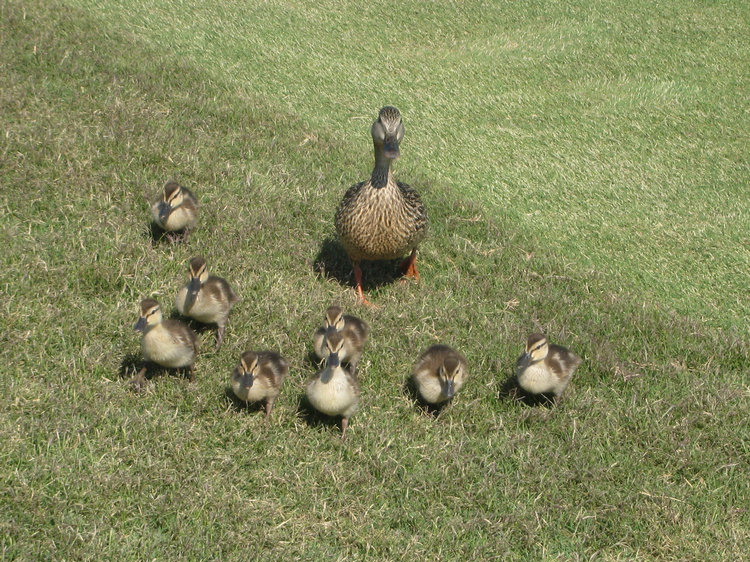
[131,298,198,389]
[231,350,288,419]
[411,344,468,406]
[175,257,239,350]
[335,106,428,305]
[305,331,360,438]
[312,305,370,375]
[151,180,198,241]
[516,333,582,403]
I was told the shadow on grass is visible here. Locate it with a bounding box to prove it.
[313,235,408,293]
[147,221,192,245]
[223,386,267,416]
[119,352,193,391]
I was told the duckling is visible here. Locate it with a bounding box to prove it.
[131,298,198,388]
[231,350,288,419]
[516,333,582,403]
[335,106,428,305]
[411,344,468,406]
[312,305,370,375]
[151,180,198,241]
[175,257,239,350]
[305,331,360,438]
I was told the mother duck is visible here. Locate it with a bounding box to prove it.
[335,106,428,305]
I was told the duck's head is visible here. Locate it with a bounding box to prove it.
[184,257,208,309]
[324,331,345,369]
[158,181,185,222]
[134,298,162,332]
[233,351,260,391]
[372,106,404,160]
[438,355,464,399]
[323,305,345,334]
[522,333,549,364]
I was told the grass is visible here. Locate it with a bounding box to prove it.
[1,0,749,560]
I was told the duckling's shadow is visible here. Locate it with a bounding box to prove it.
[119,353,193,391]
[498,374,557,408]
[403,377,449,417]
[119,352,143,380]
[147,222,190,245]
[313,236,405,291]
[148,221,168,244]
[223,387,266,415]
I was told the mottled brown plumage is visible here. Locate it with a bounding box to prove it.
[335,106,428,304]
[313,305,370,375]
[175,257,239,350]
[516,333,582,403]
[231,350,288,419]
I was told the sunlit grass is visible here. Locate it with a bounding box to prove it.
[1,1,748,560]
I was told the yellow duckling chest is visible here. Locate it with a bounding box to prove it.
[142,325,194,368]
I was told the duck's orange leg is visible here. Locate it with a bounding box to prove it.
[399,248,420,280]
[353,263,373,306]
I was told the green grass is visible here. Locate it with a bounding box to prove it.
[1,1,749,560]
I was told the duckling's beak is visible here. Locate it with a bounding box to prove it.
[518,352,531,367]
[444,379,455,399]
[327,352,340,368]
[134,317,147,332]
[184,278,201,310]
[384,136,400,160]
[158,202,172,222]
[241,373,254,390]
[325,325,337,336]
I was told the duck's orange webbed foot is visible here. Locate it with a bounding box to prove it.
[399,248,420,280]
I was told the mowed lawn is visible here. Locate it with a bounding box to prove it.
[1,1,748,561]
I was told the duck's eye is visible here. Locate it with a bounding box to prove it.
[372,122,386,142]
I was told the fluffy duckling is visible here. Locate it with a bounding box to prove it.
[151,180,198,240]
[335,106,428,305]
[231,350,288,419]
[132,298,199,388]
[312,305,370,375]
[516,333,582,403]
[175,257,239,350]
[305,331,360,438]
[411,344,468,406]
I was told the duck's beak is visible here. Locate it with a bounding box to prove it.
[134,317,147,332]
[242,373,254,390]
[384,135,400,160]
[158,202,172,222]
[444,379,455,399]
[184,278,201,310]
[327,352,340,369]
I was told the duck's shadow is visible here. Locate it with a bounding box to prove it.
[118,353,192,391]
[313,236,405,291]
[147,221,190,245]
[223,386,267,415]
